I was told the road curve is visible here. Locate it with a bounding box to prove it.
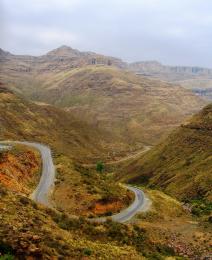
[0,141,55,206]
[90,185,150,223]
[0,141,150,222]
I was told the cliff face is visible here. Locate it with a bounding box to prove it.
[129,61,212,76]
[129,61,212,101]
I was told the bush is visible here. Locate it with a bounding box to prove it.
[83,248,92,256]
[191,200,212,216]
[96,161,104,173]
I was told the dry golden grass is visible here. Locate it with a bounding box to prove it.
[1,63,206,149]
[119,104,212,203]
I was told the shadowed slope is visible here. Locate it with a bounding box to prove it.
[119,104,212,202]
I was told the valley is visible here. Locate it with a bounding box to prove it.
[0,46,211,259]
[0,47,207,150]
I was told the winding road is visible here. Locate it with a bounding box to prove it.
[1,141,150,222]
[90,185,150,223]
[1,141,55,207]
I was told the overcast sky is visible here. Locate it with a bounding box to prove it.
[1,0,212,67]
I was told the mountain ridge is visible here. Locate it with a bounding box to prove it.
[0,46,207,149]
[2,45,212,72]
[1,45,212,100]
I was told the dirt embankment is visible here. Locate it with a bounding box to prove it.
[0,145,41,195]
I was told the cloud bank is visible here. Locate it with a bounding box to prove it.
[1,0,212,67]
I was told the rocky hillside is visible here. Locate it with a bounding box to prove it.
[0,144,40,195]
[1,45,212,101]
[0,46,125,74]
[129,61,212,76]
[119,104,212,203]
[129,61,212,101]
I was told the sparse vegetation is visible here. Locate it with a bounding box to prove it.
[120,104,212,204]
[53,154,133,217]
[0,47,211,260]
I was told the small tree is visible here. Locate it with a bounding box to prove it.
[96,161,104,173]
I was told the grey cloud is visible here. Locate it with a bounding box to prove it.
[1,0,212,67]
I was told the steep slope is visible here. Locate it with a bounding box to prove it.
[0,142,211,259]
[0,146,142,259]
[30,65,206,147]
[0,144,41,195]
[0,85,136,216]
[119,104,212,202]
[0,85,128,162]
[0,46,207,149]
[0,144,182,260]
[0,186,145,259]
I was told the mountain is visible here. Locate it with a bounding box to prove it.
[30,65,207,147]
[0,49,211,257]
[0,45,125,75]
[129,61,212,76]
[129,61,212,101]
[119,104,212,203]
[0,83,135,216]
[0,47,207,149]
[1,46,212,102]
[0,85,186,260]
[46,45,87,57]
[0,84,128,162]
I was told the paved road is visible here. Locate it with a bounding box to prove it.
[83,145,151,168]
[90,185,150,223]
[0,141,55,206]
[1,141,150,222]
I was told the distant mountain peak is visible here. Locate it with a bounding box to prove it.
[56,45,75,51]
[46,45,81,57]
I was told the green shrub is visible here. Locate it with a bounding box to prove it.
[96,161,104,173]
[83,248,92,256]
